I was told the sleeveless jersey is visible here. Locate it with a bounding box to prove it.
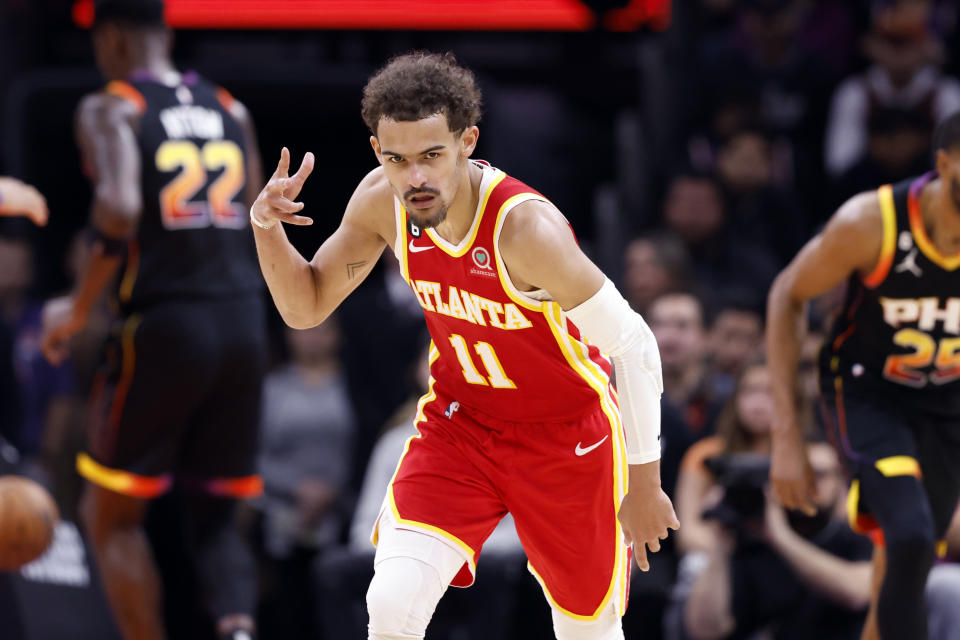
[821,171,960,416]
[103,71,261,310]
[395,161,614,423]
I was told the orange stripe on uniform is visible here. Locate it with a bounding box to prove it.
[118,239,140,303]
[107,315,142,437]
[201,475,263,498]
[76,453,171,498]
[215,87,237,112]
[908,174,960,270]
[105,81,147,114]
[862,184,896,288]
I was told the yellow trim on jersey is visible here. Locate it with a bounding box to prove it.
[874,455,922,478]
[937,540,948,558]
[909,185,960,270]
[425,171,505,257]
[862,185,897,288]
[542,301,629,619]
[492,192,551,312]
[76,453,171,498]
[398,204,411,283]
[118,240,140,303]
[846,479,862,533]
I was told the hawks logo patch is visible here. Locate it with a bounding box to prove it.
[408,220,422,238]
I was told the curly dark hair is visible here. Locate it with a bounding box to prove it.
[361,51,483,136]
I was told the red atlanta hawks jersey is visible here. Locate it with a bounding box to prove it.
[394,160,613,423]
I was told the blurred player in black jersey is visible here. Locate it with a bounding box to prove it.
[767,111,960,640]
[41,1,266,639]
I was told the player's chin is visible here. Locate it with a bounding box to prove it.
[408,208,446,230]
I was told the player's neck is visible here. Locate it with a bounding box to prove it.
[432,161,482,245]
[125,58,177,83]
[923,178,960,253]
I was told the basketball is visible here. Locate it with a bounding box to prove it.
[0,476,60,571]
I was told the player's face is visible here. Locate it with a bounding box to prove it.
[948,151,960,213]
[371,113,478,230]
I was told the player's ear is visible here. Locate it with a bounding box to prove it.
[370,136,383,165]
[459,126,479,158]
[935,149,952,177]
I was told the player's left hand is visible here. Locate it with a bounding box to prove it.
[41,296,86,366]
[618,465,679,572]
[0,177,48,226]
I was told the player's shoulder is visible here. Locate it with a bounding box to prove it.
[75,87,142,131]
[826,188,884,239]
[499,198,569,251]
[343,166,395,223]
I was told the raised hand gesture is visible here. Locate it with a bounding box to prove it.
[250,147,315,229]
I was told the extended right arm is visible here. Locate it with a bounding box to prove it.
[250,148,388,329]
[766,191,883,512]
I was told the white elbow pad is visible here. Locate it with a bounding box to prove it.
[565,278,663,464]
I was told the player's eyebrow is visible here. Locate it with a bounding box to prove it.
[381,145,446,157]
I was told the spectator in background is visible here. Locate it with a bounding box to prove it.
[688,0,838,206]
[622,233,692,317]
[678,442,872,640]
[927,503,960,640]
[649,292,722,439]
[673,362,781,556]
[662,171,780,313]
[0,232,73,475]
[0,176,48,226]
[825,0,960,178]
[705,303,764,401]
[252,319,355,640]
[715,127,809,266]
[831,106,932,207]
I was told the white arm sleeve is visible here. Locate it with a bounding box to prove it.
[565,278,663,465]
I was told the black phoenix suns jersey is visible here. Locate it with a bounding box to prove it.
[821,171,960,416]
[101,71,261,310]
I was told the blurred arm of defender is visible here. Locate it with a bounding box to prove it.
[499,199,679,572]
[42,93,142,366]
[249,148,388,329]
[765,192,883,514]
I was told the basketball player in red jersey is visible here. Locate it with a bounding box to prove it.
[0,177,48,225]
[251,52,678,639]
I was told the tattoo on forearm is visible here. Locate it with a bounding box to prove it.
[346,261,368,279]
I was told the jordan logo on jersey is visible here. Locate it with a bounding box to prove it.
[894,248,923,278]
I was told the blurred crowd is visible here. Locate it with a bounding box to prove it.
[3,0,960,639]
